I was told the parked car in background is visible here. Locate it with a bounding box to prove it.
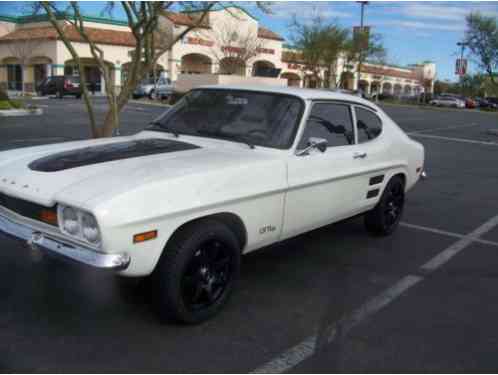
[0,85,425,324]
[475,97,491,108]
[37,76,82,98]
[132,76,173,100]
[485,97,498,109]
[462,97,477,109]
[429,95,465,108]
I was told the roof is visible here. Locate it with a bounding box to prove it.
[257,27,284,41]
[0,13,129,26]
[0,25,136,47]
[163,11,210,28]
[197,84,378,106]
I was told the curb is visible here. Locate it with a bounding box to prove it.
[0,108,43,117]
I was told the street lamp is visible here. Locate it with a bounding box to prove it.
[457,41,468,96]
[356,1,369,93]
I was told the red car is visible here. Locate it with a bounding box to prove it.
[465,98,477,109]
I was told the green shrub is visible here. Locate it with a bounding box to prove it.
[481,107,498,112]
[0,100,12,110]
[9,100,23,109]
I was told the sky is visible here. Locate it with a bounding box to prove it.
[1,1,497,82]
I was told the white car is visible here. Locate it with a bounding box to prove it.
[132,76,174,100]
[0,85,425,323]
[429,95,465,108]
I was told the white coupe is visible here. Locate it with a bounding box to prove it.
[0,85,425,323]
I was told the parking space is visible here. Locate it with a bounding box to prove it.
[1,99,498,372]
[0,97,165,151]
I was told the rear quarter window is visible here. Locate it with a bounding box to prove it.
[355,107,383,143]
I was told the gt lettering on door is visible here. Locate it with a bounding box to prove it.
[259,225,276,235]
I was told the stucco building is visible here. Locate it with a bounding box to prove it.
[0,7,435,95]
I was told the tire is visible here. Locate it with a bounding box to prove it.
[364,175,405,236]
[153,219,241,324]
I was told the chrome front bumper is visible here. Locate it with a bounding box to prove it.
[0,206,130,270]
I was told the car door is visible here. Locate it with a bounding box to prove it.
[353,105,391,207]
[283,101,372,239]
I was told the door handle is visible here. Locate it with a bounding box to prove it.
[353,152,367,159]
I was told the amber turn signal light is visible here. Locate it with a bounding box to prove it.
[133,230,158,244]
[40,209,58,225]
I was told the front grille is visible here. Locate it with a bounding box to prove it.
[0,192,58,226]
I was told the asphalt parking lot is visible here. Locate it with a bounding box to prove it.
[1,98,498,372]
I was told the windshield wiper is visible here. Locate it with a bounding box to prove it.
[147,121,179,138]
[196,129,255,149]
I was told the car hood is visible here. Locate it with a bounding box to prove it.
[134,84,153,92]
[0,133,283,209]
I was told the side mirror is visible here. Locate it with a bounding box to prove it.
[296,137,328,156]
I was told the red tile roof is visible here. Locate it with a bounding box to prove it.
[0,25,136,47]
[258,26,284,41]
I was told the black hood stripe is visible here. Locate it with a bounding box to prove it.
[29,139,200,172]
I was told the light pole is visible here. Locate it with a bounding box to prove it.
[457,41,468,97]
[356,1,369,93]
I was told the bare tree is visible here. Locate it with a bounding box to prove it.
[7,38,41,96]
[210,20,265,75]
[34,1,217,138]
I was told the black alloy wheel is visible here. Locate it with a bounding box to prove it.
[181,239,233,311]
[365,175,405,236]
[154,219,241,324]
[382,180,404,229]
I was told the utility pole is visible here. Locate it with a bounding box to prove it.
[457,41,468,97]
[356,1,369,93]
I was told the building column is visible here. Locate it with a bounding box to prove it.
[0,64,6,91]
[23,65,35,93]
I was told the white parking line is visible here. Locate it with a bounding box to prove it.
[323,275,423,343]
[409,123,479,134]
[251,214,498,373]
[251,336,316,374]
[421,214,498,271]
[408,133,498,146]
[400,222,498,247]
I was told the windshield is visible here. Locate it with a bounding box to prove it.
[149,89,304,149]
[140,78,155,85]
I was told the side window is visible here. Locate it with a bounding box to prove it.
[298,103,355,149]
[355,107,382,143]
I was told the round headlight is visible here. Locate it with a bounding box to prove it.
[81,212,101,244]
[62,206,79,235]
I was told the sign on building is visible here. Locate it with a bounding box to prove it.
[455,58,467,76]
